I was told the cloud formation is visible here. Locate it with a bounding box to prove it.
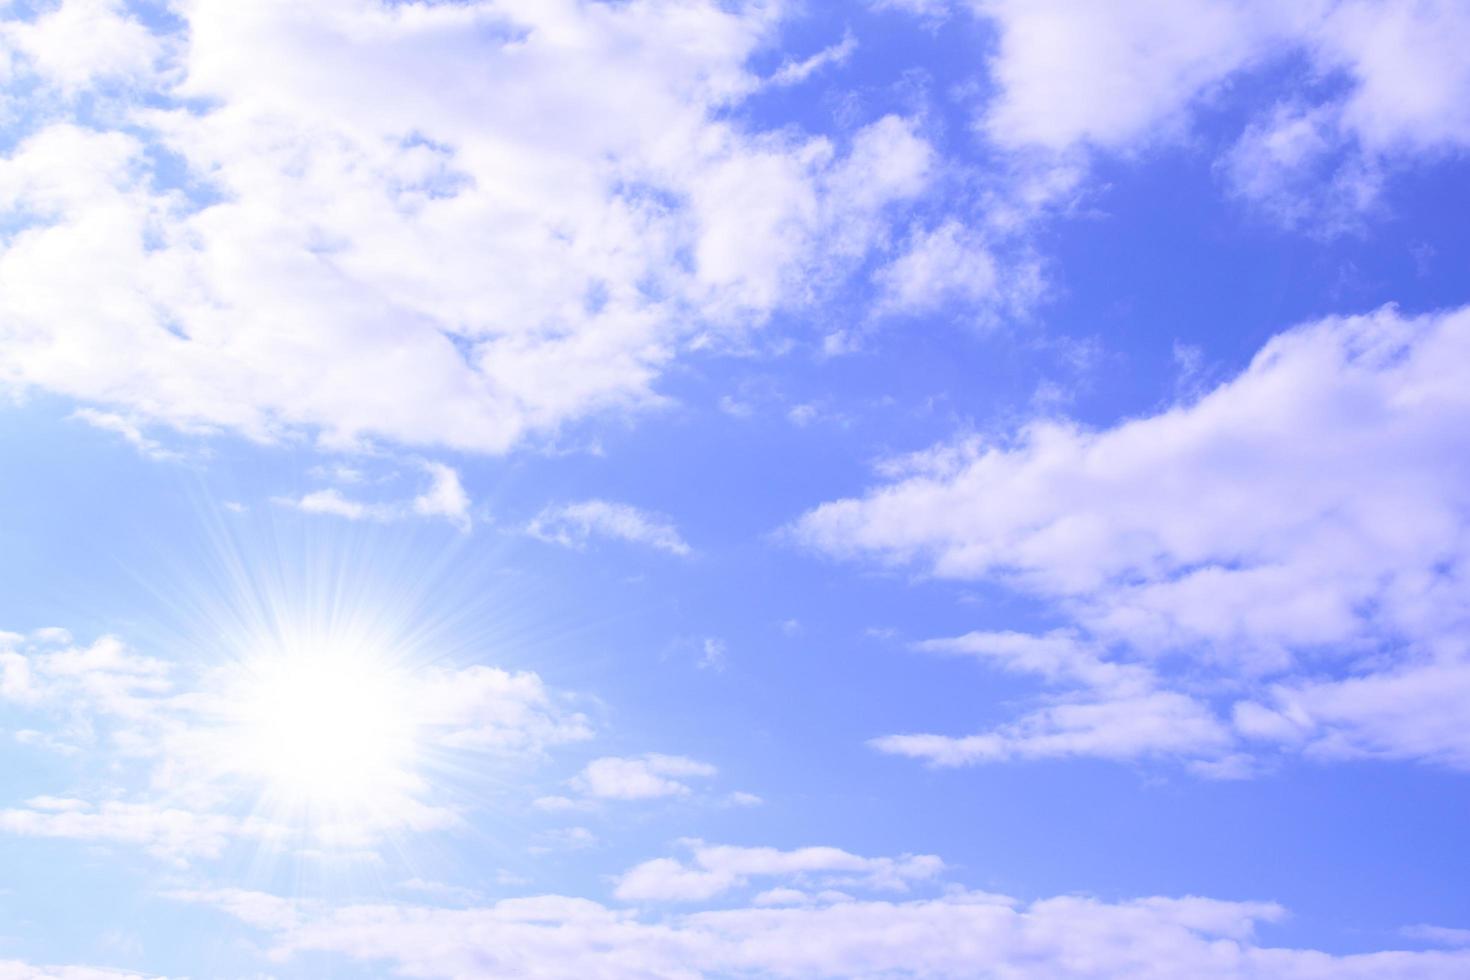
[0,0,932,455]
[176,876,1470,979]
[528,499,692,556]
[966,0,1470,227]
[796,304,1470,772]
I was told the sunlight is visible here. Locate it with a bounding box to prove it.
[225,640,420,811]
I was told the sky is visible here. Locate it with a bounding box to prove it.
[1,0,1470,977]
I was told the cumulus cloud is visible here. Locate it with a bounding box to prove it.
[875,221,998,313]
[0,0,162,94]
[966,0,1470,226]
[527,499,691,556]
[0,1,934,456]
[173,879,1470,979]
[794,304,1470,772]
[569,754,717,801]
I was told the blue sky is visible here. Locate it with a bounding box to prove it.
[2,1,1470,976]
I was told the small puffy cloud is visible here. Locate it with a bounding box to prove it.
[698,637,728,671]
[275,462,472,530]
[570,754,717,801]
[874,221,1007,316]
[411,462,472,530]
[1,0,162,94]
[724,791,764,808]
[279,488,396,523]
[528,500,690,557]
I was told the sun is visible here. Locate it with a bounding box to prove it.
[224,640,422,812]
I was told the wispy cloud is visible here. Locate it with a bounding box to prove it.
[528,500,691,556]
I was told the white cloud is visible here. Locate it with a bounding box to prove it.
[275,461,472,529]
[872,220,1043,322]
[724,791,764,808]
[175,880,1470,979]
[570,754,717,801]
[966,0,1470,226]
[0,0,162,94]
[278,488,397,523]
[1217,101,1382,233]
[1405,924,1470,947]
[794,304,1470,771]
[412,461,472,530]
[70,409,183,461]
[0,2,934,456]
[615,840,943,902]
[698,637,727,671]
[770,32,856,87]
[527,499,691,556]
[532,826,598,853]
[975,0,1304,153]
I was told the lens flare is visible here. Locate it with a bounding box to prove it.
[226,642,419,810]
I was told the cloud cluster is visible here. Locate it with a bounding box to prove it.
[970,0,1470,228]
[615,840,943,903]
[795,304,1470,773]
[175,871,1470,979]
[0,0,933,455]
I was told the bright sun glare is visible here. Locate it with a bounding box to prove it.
[227,643,420,811]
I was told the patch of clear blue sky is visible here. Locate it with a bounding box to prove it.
[2,1,1470,973]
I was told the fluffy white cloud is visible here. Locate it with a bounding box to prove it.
[275,460,473,529]
[176,880,1470,979]
[968,0,1470,225]
[795,304,1470,772]
[975,0,1307,153]
[570,754,717,801]
[0,0,162,94]
[528,499,691,556]
[412,461,473,529]
[875,221,1005,316]
[0,0,933,456]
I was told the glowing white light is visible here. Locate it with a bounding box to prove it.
[226,642,421,811]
